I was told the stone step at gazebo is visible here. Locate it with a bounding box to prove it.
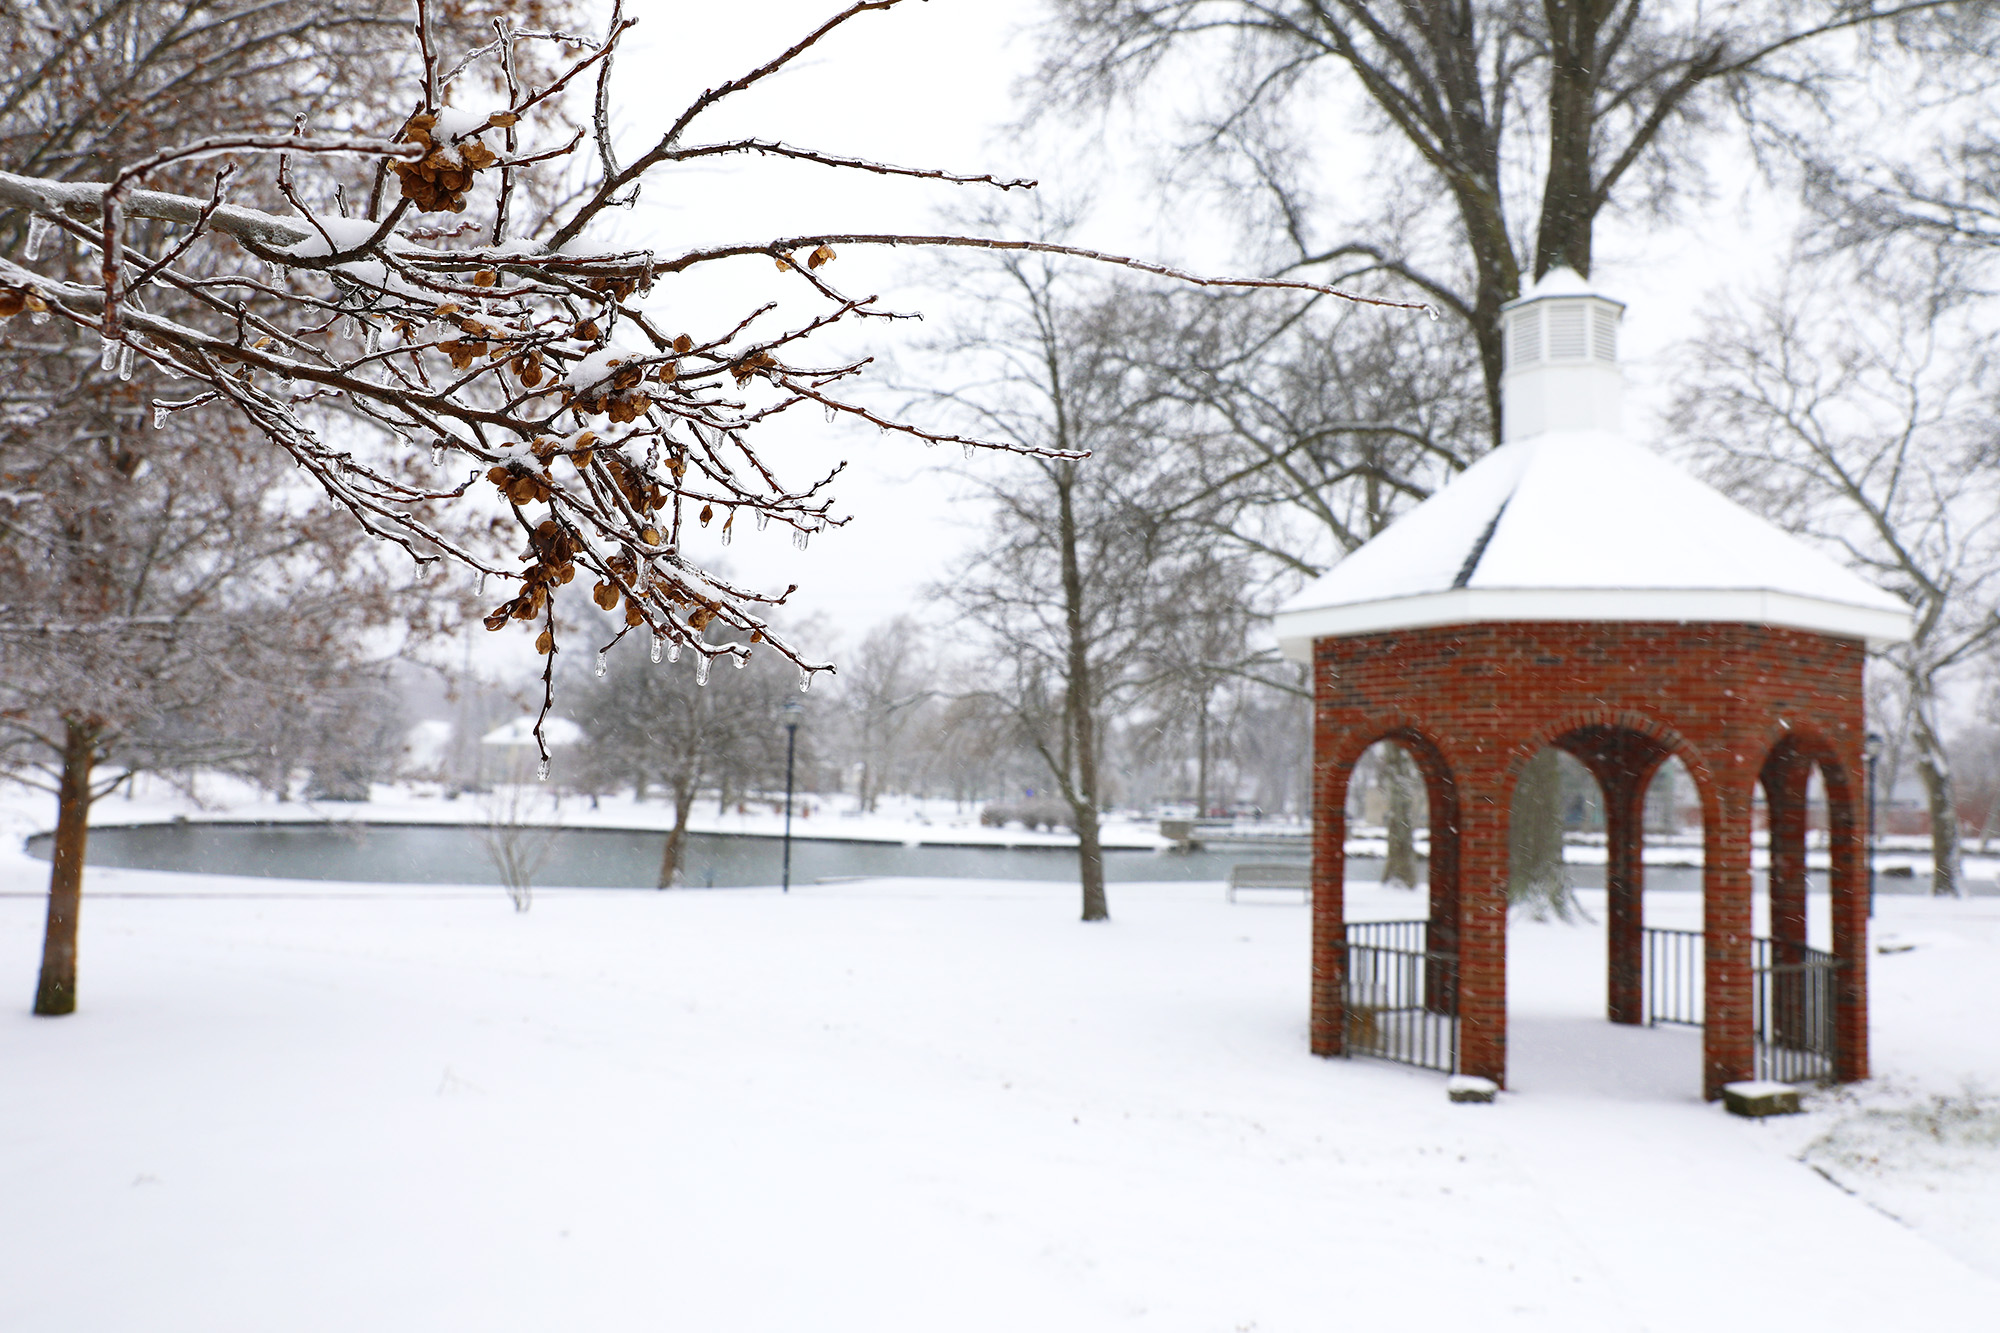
[1273,267,1912,1100]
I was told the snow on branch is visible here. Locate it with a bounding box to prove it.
[0,0,1426,770]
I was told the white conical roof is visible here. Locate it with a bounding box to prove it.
[1272,272,1912,659]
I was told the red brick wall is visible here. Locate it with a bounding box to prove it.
[1310,621,1870,1098]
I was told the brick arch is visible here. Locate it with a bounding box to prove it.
[1497,705,1710,798]
[1308,715,1465,1059]
[1319,712,1467,788]
[1753,724,1871,1081]
[1756,725,1861,807]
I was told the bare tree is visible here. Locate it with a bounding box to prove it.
[477,773,563,911]
[0,1,1422,1000]
[937,256,1258,920]
[1111,290,1474,876]
[836,616,935,813]
[0,0,518,1016]
[1043,0,1994,438]
[1674,241,2000,897]
[569,610,791,887]
[1043,1,1996,902]
[0,0,1421,772]
[1113,288,1485,578]
[0,398,421,1012]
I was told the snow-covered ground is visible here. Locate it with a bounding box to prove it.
[3,835,1997,1329]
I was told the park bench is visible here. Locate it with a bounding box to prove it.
[1226,862,1311,902]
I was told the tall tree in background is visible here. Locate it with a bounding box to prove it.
[838,616,935,813]
[939,258,1237,921]
[570,614,792,887]
[1113,287,1483,575]
[0,0,1419,1003]
[1112,290,1473,879]
[1045,0,1992,900]
[0,391,421,1013]
[1045,0,1993,436]
[0,0,500,1015]
[1674,241,2000,898]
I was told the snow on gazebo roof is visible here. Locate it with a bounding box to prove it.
[1273,269,1913,661]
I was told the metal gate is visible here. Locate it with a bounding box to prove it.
[1753,938,1841,1084]
[1340,920,1458,1074]
[1641,927,1840,1084]
[1642,926,1704,1026]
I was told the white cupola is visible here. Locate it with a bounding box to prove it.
[1499,266,1624,442]
[1268,273,1914,659]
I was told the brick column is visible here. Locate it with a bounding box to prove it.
[1309,691,1349,1057]
[1603,772,1647,1025]
[1763,752,1811,962]
[1424,770,1460,1016]
[1762,751,1812,1050]
[1828,756,1871,1082]
[1703,779,1757,1100]
[1454,764,1510,1085]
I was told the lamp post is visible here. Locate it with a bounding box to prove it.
[780,699,805,893]
[1865,731,1884,918]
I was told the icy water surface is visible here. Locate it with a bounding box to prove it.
[28,821,1960,892]
[31,821,1309,889]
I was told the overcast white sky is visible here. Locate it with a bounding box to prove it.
[550,0,1792,657]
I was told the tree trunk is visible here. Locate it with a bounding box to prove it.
[35,718,98,1016]
[1509,748,1578,920]
[1910,698,1962,897]
[1056,465,1109,922]
[1533,5,1602,282]
[1195,695,1210,814]
[1382,744,1420,890]
[657,780,695,889]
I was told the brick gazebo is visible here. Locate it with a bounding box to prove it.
[1272,270,1912,1100]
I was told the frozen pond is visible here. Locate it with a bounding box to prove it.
[33,821,1306,889]
[27,821,1958,893]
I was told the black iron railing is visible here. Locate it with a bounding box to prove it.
[1642,927,1842,1083]
[1642,926,1704,1027]
[1343,919,1428,955]
[1753,938,1841,1084]
[1339,920,1457,1075]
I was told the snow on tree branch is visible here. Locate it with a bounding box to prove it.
[0,0,1426,770]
